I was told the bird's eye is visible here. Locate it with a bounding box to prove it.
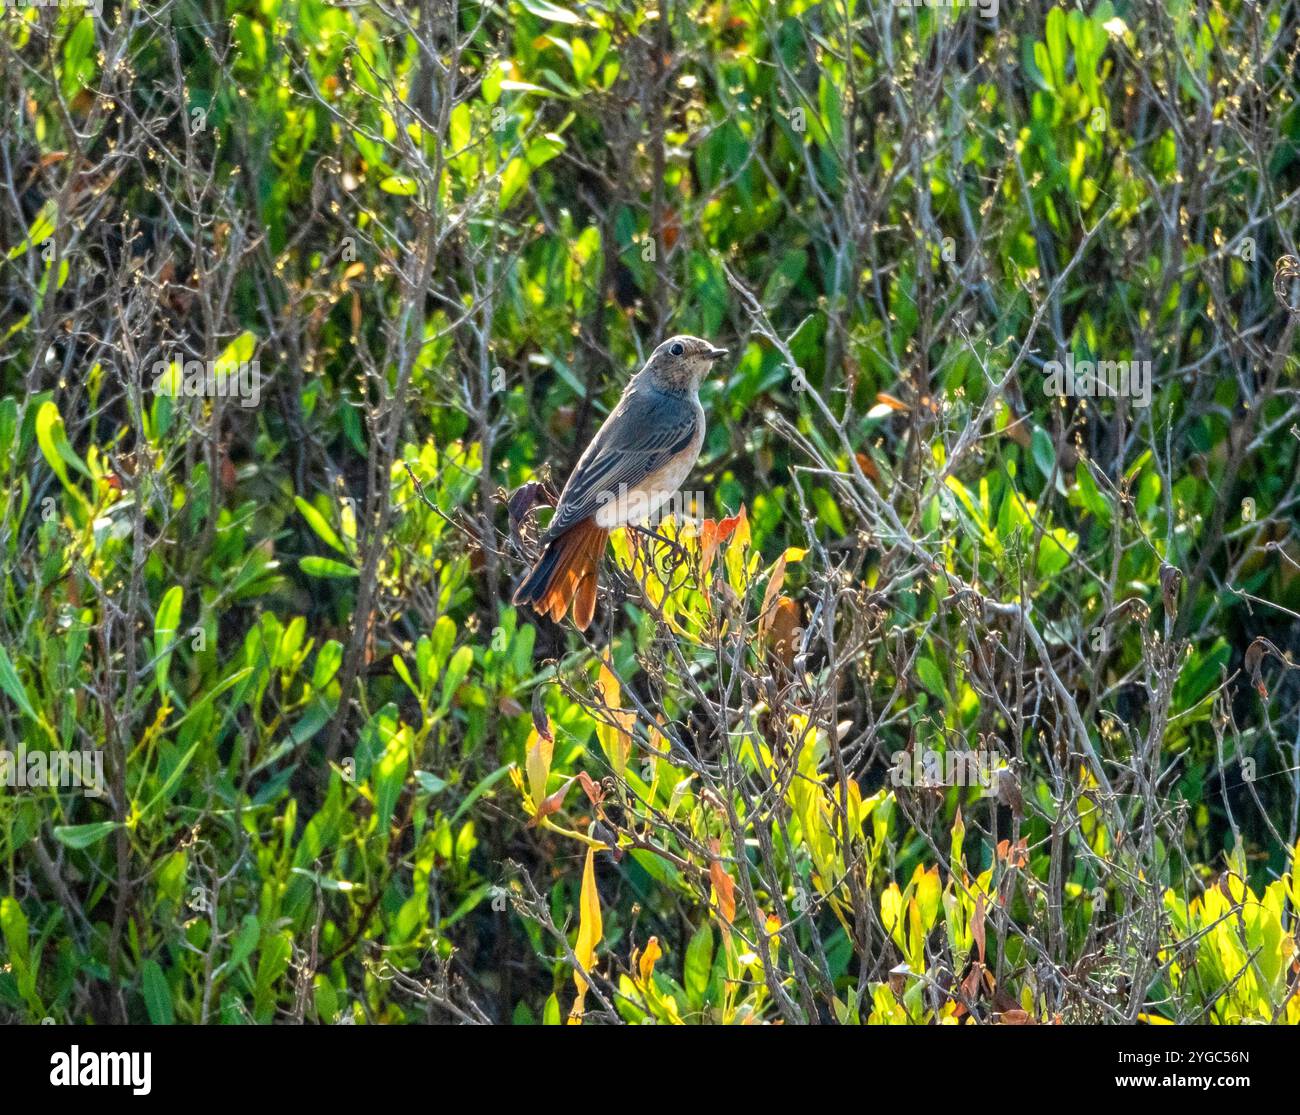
[670,342,684,356]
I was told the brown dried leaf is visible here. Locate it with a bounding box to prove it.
[508,480,557,550]
[1274,254,1300,313]
[577,769,602,805]
[756,552,791,642]
[764,597,801,672]
[1003,415,1033,449]
[972,893,987,966]
[526,776,576,828]
[1159,562,1182,620]
[996,768,1024,819]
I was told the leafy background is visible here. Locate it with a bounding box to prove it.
[2,0,1300,1024]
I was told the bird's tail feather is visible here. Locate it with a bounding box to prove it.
[513,519,609,631]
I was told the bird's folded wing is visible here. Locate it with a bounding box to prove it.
[545,392,699,540]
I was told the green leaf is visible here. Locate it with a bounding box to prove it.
[1074,458,1111,524]
[139,738,203,818]
[5,200,57,262]
[450,764,512,824]
[35,400,91,491]
[154,585,183,694]
[499,134,565,209]
[141,959,174,1024]
[0,644,38,722]
[0,897,40,1015]
[52,821,120,849]
[1037,527,1078,579]
[438,645,473,712]
[373,738,409,831]
[253,930,293,1019]
[684,923,713,1006]
[228,914,261,970]
[0,897,30,969]
[916,656,948,700]
[299,556,357,578]
[312,640,344,690]
[518,0,583,26]
[415,770,449,795]
[215,330,256,370]
[1045,6,1068,87]
[295,497,347,555]
[379,175,419,196]
[313,976,339,1023]
[0,395,17,457]
[1031,426,1056,482]
[61,17,97,98]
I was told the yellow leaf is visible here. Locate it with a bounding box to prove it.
[1290,838,1300,911]
[524,728,553,814]
[734,506,750,545]
[880,883,905,950]
[912,863,942,933]
[568,847,603,1023]
[595,660,633,780]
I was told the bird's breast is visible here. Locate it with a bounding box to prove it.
[593,409,704,529]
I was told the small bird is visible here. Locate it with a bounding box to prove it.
[513,335,728,630]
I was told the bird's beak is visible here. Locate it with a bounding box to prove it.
[706,346,728,361]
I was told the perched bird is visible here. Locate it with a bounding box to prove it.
[514,335,728,630]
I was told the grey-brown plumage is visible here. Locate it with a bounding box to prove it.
[514,335,727,629]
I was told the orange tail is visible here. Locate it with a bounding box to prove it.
[512,519,609,631]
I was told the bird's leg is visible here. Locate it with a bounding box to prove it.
[629,523,691,565]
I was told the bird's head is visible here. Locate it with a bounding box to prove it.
[643,334,728,392]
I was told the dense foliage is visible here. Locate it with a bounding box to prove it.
[2,0,1300,1024]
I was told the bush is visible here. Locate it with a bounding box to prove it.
[1,0,1298,1024]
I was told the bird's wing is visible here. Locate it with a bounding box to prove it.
[545,388,699,540]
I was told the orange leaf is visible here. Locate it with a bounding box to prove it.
[700,509,742,572]
[867,392,909,418]
[854,451,880,481]
[659,208,680,250]
[996,838,1029,868]
[638,936,662,985]
[709,839,737,928]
